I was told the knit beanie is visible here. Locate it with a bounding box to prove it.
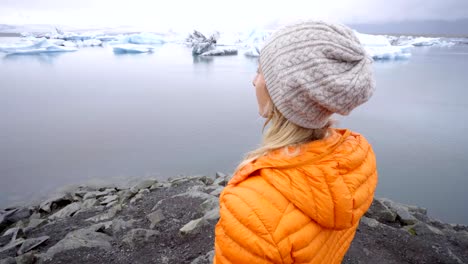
[259,20,375,129]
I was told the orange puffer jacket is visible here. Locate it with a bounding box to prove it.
[214,129,378,264]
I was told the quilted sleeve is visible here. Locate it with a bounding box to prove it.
[213,184,284,264]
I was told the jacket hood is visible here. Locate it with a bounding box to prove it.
[229,129,378,230]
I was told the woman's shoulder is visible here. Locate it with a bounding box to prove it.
[221,173,290,211]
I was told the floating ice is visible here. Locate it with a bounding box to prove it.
[186,30,218,45]
[364,46,412,60]
[192,42,215,55]
[200,48,238,56]
[112,44,155,54]
[244,46,260,57]
[0,38,78,54]
[241,29,272,48]
[186,30,217,55]
[56,32,95,41]
[112,33,166,45]
[450,38,468,45]
[240,29,271,57]
[356,33,391,47]
[355,32,411,60]
[82,39,103,47]
[62,41,77,48]
[390,36,456,47]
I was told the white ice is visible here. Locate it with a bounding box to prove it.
[236,29,272,57]
[200,48,238,56]
[241,29,272,48]
[244,46,260,57]
[111,33,166,45]
[364,46,412,60]
[0,38,78,54]
[391,36,456,47]
[355,32,412,60]
[112,44,155,54]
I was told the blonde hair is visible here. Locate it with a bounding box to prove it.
[235,104,332,173]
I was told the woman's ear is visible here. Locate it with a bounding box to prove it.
[261,99,274,118]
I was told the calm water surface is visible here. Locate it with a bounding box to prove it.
[1,38,467,224]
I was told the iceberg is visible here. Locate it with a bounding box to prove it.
[186,30,217,55]
[244,46,260,57]
[0,38,78,54]
[112,33,166,45]
[355,32,411,60]
[241,29,272,48]
[62,41,78,47]
[200,48,238,56]
[364,46,412,60]
[52,38,102,47]
[95,35,120,42]
[237,29,272,58]
[390,36,455,47]
[192,42,215,55]
[82,39,102,47]
[112,44,155,54]
[186,30,218,46]
[57,32,95,41]
[355,32,391,47]
[24,30,119,45]
[0,40,36,53]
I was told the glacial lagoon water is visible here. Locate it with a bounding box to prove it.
[1,38,467,224]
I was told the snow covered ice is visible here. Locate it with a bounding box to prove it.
[0,38,78,55]
[355,32,412,60]
[389,36,456,47]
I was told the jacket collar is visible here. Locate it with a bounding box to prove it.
[228,128,351,186]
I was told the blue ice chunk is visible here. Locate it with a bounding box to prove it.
[113,33,166,45]
[112,44,155,54]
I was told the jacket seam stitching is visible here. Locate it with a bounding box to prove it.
[223,193,278,248]
[218,224,275,262]
[298,167,320,222]
[236,185,284,214]
[233,193,285,264]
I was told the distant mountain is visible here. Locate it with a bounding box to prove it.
[349,19,468,37]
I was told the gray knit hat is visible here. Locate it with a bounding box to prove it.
[259,20,375,129]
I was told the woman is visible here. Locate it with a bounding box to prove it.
[213,20,378,264]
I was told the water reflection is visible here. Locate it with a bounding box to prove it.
[192,55,213,64]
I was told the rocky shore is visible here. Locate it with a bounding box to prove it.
[1,173,467,264]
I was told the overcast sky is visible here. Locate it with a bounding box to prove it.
[1,0,468,31]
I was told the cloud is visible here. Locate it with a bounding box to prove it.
[0,0,467,30]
